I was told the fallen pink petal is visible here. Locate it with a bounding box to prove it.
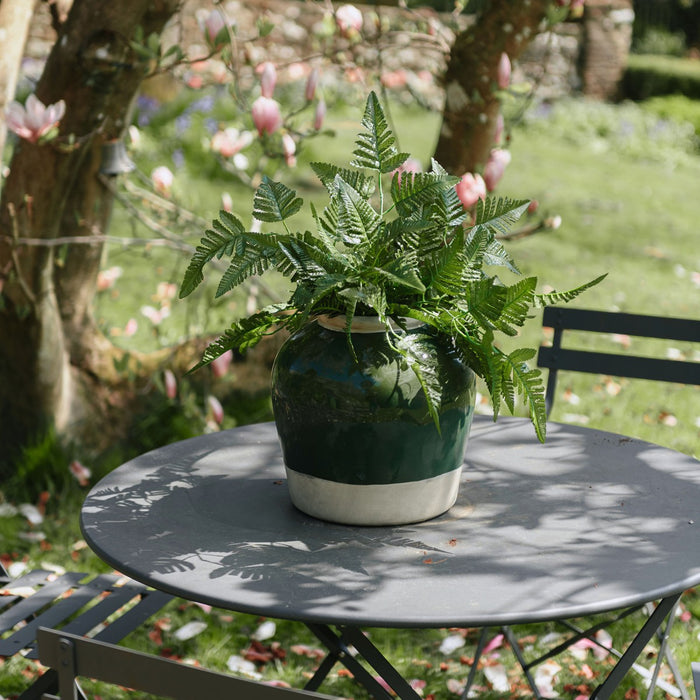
[69,460,92,486]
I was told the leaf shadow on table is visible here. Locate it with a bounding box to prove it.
[81,419,700,628]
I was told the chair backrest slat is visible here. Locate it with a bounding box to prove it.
[537,307,700,415]
[38,627,336,699]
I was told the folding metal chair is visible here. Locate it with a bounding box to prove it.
[692,662,700,700]
[36,627,336,699]
[474,307,700,700]
[537,306,700,416]
[0,562,173,700]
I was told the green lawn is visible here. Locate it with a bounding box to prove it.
[2,94,700,699]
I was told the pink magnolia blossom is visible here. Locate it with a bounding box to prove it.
[251,96,283,136]
[483,148,511,191]
[201,10,226,47]
[544,214,562,230]
[6,94,65,144]
[259,62,277,98]
[392,157,422,186]
[207,395,224,425]
[287,62,309,81]
[164,369,177,399]
[124,318,138,336]
[493,112,505,146]
[380,69,408,89]
[335,4,363,36]
[151,166,174,196]
[305,68,320,101]
[497,52,511,89]
[313,98,326,131]
[186,73,204,90]
[96,266,122,291]
[210,350,233,378]
[211,128,253,158]
[221,192,233,212]
[141,304,170,325]
[282,133,296,167]
[455,172,486,209]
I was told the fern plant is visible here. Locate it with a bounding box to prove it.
[180,92,604,442]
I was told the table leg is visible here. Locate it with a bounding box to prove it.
[305,623,422,700]
[590,593,683,700]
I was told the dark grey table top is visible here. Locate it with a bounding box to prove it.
[81,416,700,629]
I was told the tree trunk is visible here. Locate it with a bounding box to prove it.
[433,0,550,175]
[0,0,180,463]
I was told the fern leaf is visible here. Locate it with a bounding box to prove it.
[496,277,538,332]
[428,185,468,230]
[335,176,381,245]
[396,333,444,431]
[351,91,409,174]
[535,273,608,307]
[390,170,460,218]
[373,258,426,294]
[475,196,530,232]
[189,304,289,371]
[215,245,277,298]
[179,214,245,298]
[310,162,375,198]
[253,176,303,222]
[504,350,547,442]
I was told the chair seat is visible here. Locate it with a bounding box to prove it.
[0,565,172,699]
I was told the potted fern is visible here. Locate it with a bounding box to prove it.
[180,92,603,526]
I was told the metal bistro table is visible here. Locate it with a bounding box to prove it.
[80,416,700,699]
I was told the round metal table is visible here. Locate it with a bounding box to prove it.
[81,416,700,698]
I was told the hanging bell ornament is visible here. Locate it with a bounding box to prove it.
[99,139,135,176]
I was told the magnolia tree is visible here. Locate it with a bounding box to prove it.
[0,0,584,469]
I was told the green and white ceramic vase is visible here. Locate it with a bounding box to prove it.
[271,315,477,526]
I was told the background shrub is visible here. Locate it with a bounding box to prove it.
[623,54,700,100]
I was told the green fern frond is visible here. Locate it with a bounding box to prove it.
[396,333,443,431]
[373,257,426,294]
[427,241,470,297]
[289,274,347,318]
[179,214,245,298]
[311,162,375,198]
[216,246,277,298]
[189,304,290,371]
[503,349,547,442]
[428,185,468,230]
[496,277,538,333]
[390,171,460,217]
[253,176,303,222]
[351,92,409,174]
[335,176,381,245]
[535,273,608,307]
[474,196,530,233]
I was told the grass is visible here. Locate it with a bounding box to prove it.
[2,93,700,699]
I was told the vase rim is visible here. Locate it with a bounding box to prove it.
[316,314,423,334]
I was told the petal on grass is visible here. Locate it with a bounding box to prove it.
[174,620,208,641]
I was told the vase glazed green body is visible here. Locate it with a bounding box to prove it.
[271,315,477,526]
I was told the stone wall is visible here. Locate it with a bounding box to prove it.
[23,0,633,102]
